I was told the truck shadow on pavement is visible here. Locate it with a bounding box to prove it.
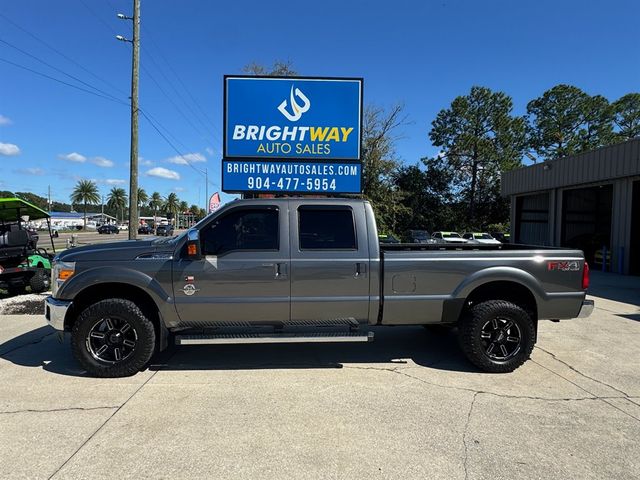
[0,325,480,377]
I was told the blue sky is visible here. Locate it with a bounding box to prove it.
[1,0,638,208]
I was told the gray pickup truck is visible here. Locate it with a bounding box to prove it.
[45,198,593,377]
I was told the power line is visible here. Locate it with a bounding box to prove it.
[0,56,129,106]
[0,12,128,98]
[139,62,213,144]
[141,27,222,139]
[78,0,119,36]
[0,37,125,104]
[141,43,221,148]
[141,109,218,186]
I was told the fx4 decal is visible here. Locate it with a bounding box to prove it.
[548,261,580,272]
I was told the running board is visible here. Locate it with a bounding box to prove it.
[175,331,374,345]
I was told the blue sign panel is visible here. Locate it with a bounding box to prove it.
[224,76,362,161]
[222,160,361,194]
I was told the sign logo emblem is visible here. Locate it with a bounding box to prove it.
[277,86,310,122]
[182,284,199,296]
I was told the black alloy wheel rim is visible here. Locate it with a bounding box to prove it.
[86,317,138,364]
[480,317,522,361]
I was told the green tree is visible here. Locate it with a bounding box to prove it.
[106,187,127,223]
[428,86,526,227]
[15,192,48,211]
[576,95,614,151]
[361,104,409,234]
[163,193,179,225]
[394,162,456,235]
[70,180,100,229]
[526,85,588,159]
[526,84,616,159]
[612,93,640,140]
[243,60,297,76]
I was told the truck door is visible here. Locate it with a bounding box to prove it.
[289,203,370,323]
[173,204,290,326]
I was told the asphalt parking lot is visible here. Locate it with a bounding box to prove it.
[0,272,639,479]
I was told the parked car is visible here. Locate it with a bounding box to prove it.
[431,231,469,244]
[45,198,593,378]
[378,233,400,244]
[138,224,153,235]
[118,223,129,231]
[491,232,511,244]
[407,230,437,244]
[97,224,119,235]
[156,224,174,236]
[463,232,501,245]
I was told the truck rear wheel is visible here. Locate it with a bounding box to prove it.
[459,300,535,373]
[71,298,156,378]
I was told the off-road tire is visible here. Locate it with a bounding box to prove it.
[71,298,156,378]
[29,269,49,293]
[459,300,535,373]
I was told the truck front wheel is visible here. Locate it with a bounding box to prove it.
[459,300,535,373]
[71,299,156,378]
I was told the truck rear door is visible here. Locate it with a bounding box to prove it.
[289,202,370,323]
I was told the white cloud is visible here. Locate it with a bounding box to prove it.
[166,152,206,165]
[205,147,214,156]
[0,142,20,156]
[105,179,126,185]
[58,152,87,163]
[14,167,44,176]
[146,167,180,180]
[91,156,114,168]
[140,158,154,167]
[0,115,12,126]
[173,187,185,192]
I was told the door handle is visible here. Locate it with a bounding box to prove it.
[275,262,288,279]
[354,262,367,278]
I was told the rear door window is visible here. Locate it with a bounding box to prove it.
[298,207,356,250]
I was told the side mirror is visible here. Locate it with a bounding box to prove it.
[186,228,202,260]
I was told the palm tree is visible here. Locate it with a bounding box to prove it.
[149,191,162,233]
[164,193,179,226]
[70,180,100,229]
[107,187,127,223]
[137,187,148,211]
[178,201,189,228]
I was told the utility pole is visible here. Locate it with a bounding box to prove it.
[205,167,209,213]
[117,0,140,239]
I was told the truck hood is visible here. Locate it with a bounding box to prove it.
[57,239,175,262]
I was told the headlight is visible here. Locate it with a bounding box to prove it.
[52,260,75,297]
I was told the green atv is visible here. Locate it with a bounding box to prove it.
[0,198,56,296]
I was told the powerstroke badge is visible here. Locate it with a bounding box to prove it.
[182,284,200,296]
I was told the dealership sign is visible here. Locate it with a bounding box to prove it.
[222,75,362,193]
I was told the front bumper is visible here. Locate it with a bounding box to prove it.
[577,299,595,318]
[44,296,72,331]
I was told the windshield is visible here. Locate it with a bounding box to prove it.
[475,233,494,239]
[443,233,462,238]
[411,231,429,239]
